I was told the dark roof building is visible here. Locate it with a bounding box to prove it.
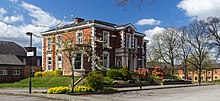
[0,41,26,56]
[0,54,25,66]
[0,41,27,83]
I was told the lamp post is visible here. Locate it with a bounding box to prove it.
[26,32,32,94]
[138,58,142,89]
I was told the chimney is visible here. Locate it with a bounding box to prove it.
[75,17,84,24]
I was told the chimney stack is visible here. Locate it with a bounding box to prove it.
[75,17,84,24]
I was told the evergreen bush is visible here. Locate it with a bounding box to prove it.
[122,66,130,80]
[86,71,104,91]
[106,69,123,80]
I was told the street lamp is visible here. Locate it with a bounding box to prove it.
[26,32,32,94]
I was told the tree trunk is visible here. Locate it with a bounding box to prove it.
[198,68,202,85]
[184,62,188,80]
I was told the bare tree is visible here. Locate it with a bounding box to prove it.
[186,20,211,85]
[179,27,191,80]
[56,31,91,92]
[152,28,181,75]
[203,17,220,57]
[147,44,161,67]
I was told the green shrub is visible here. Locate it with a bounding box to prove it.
[42,71,55,76]
[165,74,181,80]
[103,77,114,84]
[110,66,123,69]
[34,71,43,77]
[151,75,163,83]
[122,66,130,80]
[106,69,123,80]
[86,71,104,91]
[54,69,63,76]
[74,85,95,93]
[47,86,70,94]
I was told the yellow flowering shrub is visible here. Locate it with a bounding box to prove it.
[74,86,95,93]
[34,71,43,77]
[47,86,70,94]
[42,71,55,76]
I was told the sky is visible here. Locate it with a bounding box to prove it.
[1,0,220,56]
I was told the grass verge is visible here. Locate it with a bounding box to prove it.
[0,76,80,88]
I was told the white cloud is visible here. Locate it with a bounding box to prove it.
[0,8,7,14]
[177,0,220,19]
[3,15,23,23]
[136,18,161,26]
[0,1,60,47]
[9,0,18,2]
[143,26,165,42]
[0,8,7,20]
[21,2,60,27]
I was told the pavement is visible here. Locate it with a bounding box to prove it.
[0,83,215,101]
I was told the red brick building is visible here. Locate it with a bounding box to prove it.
[177,64,220,82]
[41,18,148,75]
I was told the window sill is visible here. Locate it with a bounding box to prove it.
[74,69,86,72]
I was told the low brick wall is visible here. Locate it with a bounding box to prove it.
[163,80,192,85]
[104,82,151,88]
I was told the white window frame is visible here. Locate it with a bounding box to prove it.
[46,54,52,71]
[103,51,109,69]
[73,53,83,70]
[134,37,137,50]
[56,54,62,70]
[13,69,20,76]
[56,35,62,50]
[117,60,121,66]
[76,30,83,44]
[126,33,131,48]
[0,69,7,75]
[103,31,110,47]
[47,37,52,51]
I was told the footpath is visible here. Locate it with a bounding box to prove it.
[0,83,214,101]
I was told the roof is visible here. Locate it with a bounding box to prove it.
[0,54,25,66]
[211,63,220,69]
[0,41,27,56]
[42,19,144,36]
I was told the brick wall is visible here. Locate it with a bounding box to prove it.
[0,66,25,83]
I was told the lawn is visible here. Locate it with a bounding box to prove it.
[0,76,81,88]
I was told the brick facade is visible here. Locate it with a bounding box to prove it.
[41,18,148,75]
[177,66,220,81]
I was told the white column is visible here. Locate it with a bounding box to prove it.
[91,26,96,71]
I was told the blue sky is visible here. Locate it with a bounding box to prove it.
[1,0,220,55]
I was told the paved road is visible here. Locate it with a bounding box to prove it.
[0,94,62,101]
[78,85,220,101]
[0,84,219,101]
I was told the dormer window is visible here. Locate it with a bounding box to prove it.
[76,31,83,44]
[103,31,110,47]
